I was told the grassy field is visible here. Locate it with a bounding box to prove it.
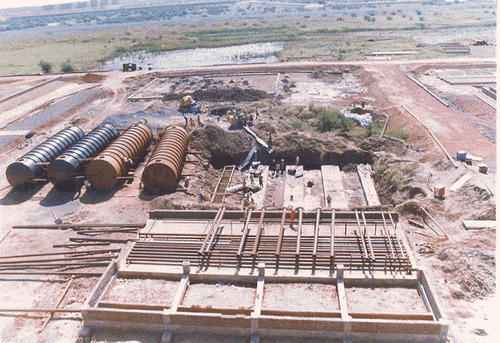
[0,7,495,75]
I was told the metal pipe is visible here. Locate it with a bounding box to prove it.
[86,120,152,190]
[142,126,189,193]
[6,126,84,187]
[48,123,118,184]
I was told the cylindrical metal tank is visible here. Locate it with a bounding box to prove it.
[47,123,118,184]
[86,120,153,190]
[142,126,189,193]
[6,126,84,187]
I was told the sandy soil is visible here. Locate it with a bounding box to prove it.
[0,59,496,343]
[345,286,428,313]
[182,282,255,309]
[101,278,178,305]
[263,283,339,311]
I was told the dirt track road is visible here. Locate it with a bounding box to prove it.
[364,64,496,166]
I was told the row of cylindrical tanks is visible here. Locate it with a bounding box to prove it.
[6,120,189,193]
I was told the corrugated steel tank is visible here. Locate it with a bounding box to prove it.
[47,123,118,184]
[6,126,84,187]
[142,126,189,193]
[86,120,153,190]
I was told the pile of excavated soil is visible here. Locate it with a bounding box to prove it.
[436,246,495,300]
[81,73,105,83]
[271,131,373,168]
[190,125,253,169]
[163,86,271,103]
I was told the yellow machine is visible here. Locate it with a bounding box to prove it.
[179,95,195,107]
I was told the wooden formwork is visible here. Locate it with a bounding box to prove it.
[82,261,448,343]
[80,209,446,342]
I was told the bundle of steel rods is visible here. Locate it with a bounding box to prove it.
[126,234,410,272]
[0,249,119,272]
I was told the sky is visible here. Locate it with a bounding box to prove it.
[0,0,77,9]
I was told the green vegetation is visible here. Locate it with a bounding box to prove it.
[0,4,495,75]
[281,105,383,140]
[314,107,352,133]
[388,129,409,141]
[60,59,74,72]
[38,60,53,73]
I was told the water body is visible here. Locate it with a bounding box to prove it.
[98,42,284,71]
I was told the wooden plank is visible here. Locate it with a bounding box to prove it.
[354,210,368,259]
[205,207,226,253]
[313,209,320,257]
[321,165,348,209]
[252,166,269,208]
[253,264,265,317]
[84,260,117,308]
[330,210,335,259]
[238,209,253,257]
[98,301,167,311]
[275,209,287,256]
[462,220,496,230]
[303,169,323,210]
[361,211,375,261]
[170,273,189,313]
[295,209,303,257]
[402,105,458,168]
[406,74,450,107]
[356,164,381,207]
[261,310,341,318]
[198,208,222,254]
[177,306,252,315]
[349,312,434,320]
[449,174,472,192]
[284,165,304,209]
[252,209,266,256]
[382,213,396,259]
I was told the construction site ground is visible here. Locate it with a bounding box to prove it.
[0,58,496,343]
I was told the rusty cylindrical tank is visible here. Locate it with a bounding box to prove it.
[47,123,118,184]
[142,126,189,193]
[6,126,84,187]
[86,120,153,190]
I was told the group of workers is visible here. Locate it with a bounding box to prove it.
[270,156,300,178]
[184,115,202,129]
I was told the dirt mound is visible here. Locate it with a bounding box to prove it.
[163,87,270,103]
[372,155,427,205]
[436,247,495,300]
[191,125,253,169]
[81,73,105,83]
[272,131,373,168]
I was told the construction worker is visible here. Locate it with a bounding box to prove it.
[189,117,194,129]
[184,116,188,128]
[275,161,280,177]
[296,155,300,167]
[280,159,285,175]
[289,208,297,229]
[199,186,205,202]
[249,173,254,186]
[327,194,332,208]
[197,115,201,127]
[258,173,263,188]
